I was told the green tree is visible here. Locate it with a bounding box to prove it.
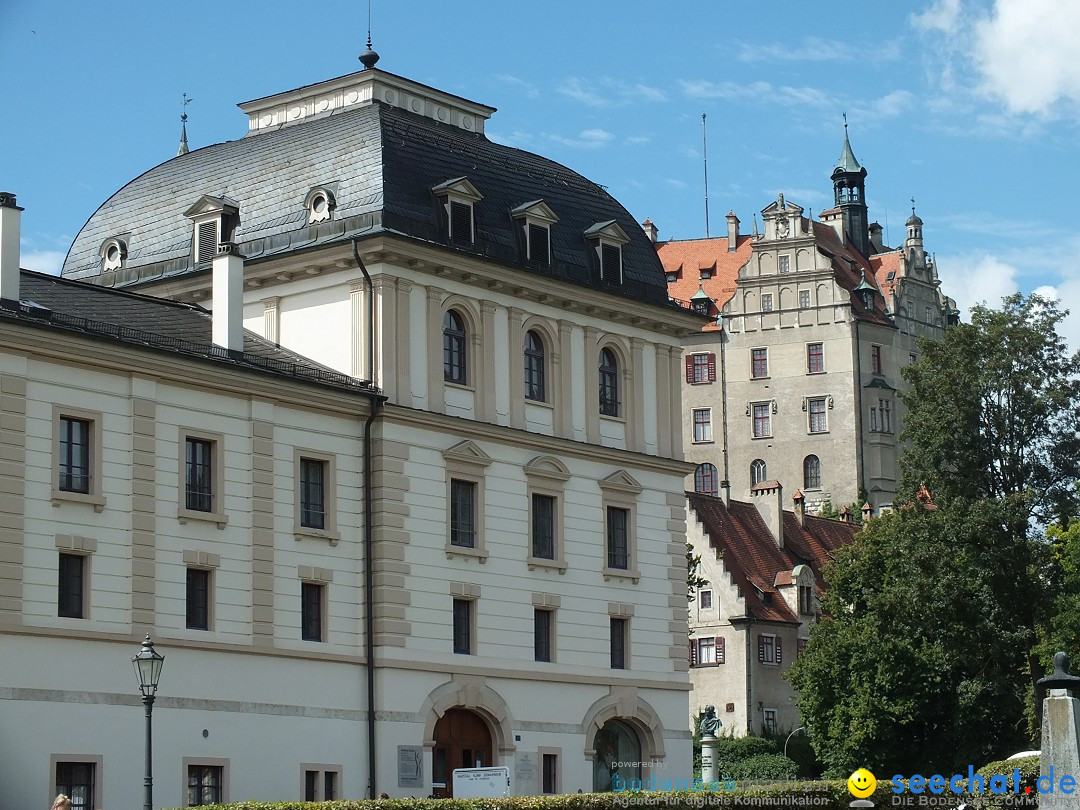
[787,500,1032,776]
[900,293,1080,526]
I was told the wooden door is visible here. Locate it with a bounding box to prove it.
[431,709,493,798]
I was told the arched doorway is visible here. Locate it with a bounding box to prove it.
[592,719,642,792]
[432,708,493,798]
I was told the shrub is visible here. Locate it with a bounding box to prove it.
[724,752,799,780]
[962,755,1040,809]
[714,734,777,763]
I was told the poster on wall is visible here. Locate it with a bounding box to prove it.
[397,745,424,788]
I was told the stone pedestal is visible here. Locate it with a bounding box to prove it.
[701,735,718,784]
[1037,653,1080,810]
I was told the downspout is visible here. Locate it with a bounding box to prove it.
[853,318,866,504]
[719,323,731,492]
[353,239,379,799]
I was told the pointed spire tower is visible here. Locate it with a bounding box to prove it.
[176,93,191,157]
[830,115,870,257]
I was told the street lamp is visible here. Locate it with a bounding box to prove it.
[133,635,165,810]
[784,726,804,760]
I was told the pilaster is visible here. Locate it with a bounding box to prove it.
[480,301,497,422]
[374,276,397,402]
[396,280,413,404]
[426,286,445,414]
[0,374,26,621]
[508,307,525,430]
[630,337,647,453]
[251,418,276,647]
[262,297,280,345]
[350,281,368,379]
[656,346,672,458]
[584,326,600,444]
[130,397,157,629]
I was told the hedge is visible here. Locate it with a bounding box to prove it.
[961,755,1041,809]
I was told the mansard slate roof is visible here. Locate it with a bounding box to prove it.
[687,491,858,624]
[3,270,376,394]
[63,76,669,306]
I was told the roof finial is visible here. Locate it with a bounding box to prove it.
[359,0,380,69]
[177,93,191,157]
[911,196,916,216]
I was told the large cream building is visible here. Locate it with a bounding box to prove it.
[660,130,957,514]
[2,52,703,810]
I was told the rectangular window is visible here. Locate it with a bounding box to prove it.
[534,608,553,663]
[778,255,790,273]
[752,403,771,438]
[196,220,219,264]
[188,764,223,806]
[799,585,814,615]
[699,589,713,610]
[763,709,778,735]
[807,342,824,374]
[531,493,556,560]
[304,770,338,801]
[56,762,95,810]
[925,306,932,323]
[799,290,811,309]
[58,552,85,619]
[797,638,808,657]
[880,399,892,433]
[909,353,917,365]
[453,598,472,655]
[761,293,774,312]
[58,416,91,493]
[692,408,713,443]
[301,582,324,642]
[687,353,716,384]
[305,771,318,802]
[606,506,629,570]
[808,397,828,433]
[299,458,326,530]
[450,200,473,245]
[870,406,878,432]
[528,223,550,265]
[186,568,210,631]
[751,348,768,379]
[610,617,627,669]
[542,753,558,794]
[759,633,782,665]
[601,244,622,284]
[450,479,476,548]
[690,636,725,667]
[871,344,883,375]
[185,437,213,512]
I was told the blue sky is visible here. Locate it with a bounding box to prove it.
[3,1,1079,346]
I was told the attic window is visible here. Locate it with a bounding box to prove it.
[433,177,484,250]
[528,223,550,265]
[197,221,219,264]
[100,238,127,272]
[450,201,474,246]
[584,220,631,288]
[184,195,240,268]
[601,244,622,284]
[665,272,678,284]
[700,269,714,280]
[305,187,337,225]
[511,200,559,267]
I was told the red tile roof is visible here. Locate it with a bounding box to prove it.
[687,491,859,624]
[657,221,895,330]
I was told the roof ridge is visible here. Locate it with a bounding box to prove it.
[21,269,206,313]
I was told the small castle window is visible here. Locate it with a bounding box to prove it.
[100,238,127,272]
[305,187,337,225]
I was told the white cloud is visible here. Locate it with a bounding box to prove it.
[557,78,667,107]
[972,0,1080,114]
[21,250,65,275]
[737,36,851,63]
[495,74,539,99]
[624,135,651,145]
[680,79,834,109]
[936,252,1019,317]
[911,0,965,33]
[546,128,615,149]
[558,77,610,107]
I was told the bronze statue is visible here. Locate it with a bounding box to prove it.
[698,704,721,737]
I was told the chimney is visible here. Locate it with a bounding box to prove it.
[212,243,245,353]
[792,489,806,528]
[861,502,872,523]
[868,222,885,253]
[751,480,784,548]
[642,218,659,244]
[719,479,731,508]
[726,211,739,251]
[839,506,853,524]
[0,192,24,305]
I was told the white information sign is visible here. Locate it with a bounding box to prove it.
[452,766,511,798]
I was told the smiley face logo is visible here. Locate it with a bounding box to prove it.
[848,768,876,798]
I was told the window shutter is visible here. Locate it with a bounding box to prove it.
[450,201,473,245]
[529,223,550,265]
[707,353,717,382]
[689,640,697,666]
[601,244,621,283]
[197,221,218,264]
[776,637,783,665]
[758,635,765,663]
[717,636,725,665]
[685,356,694,384]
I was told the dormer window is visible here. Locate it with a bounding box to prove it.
[584,220,630,286]
[433,177,483,248]
[511,200,559,266]
[184,195,240,267]
[99,237,127,272]
[304,187,337,224]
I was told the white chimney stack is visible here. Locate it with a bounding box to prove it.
[0,192,24,304]
[726,211,739,252]
[751,480,784,549]
[642,218,659,244]
[212,243,245,353]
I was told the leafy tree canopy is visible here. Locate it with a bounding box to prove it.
[900,293,1080,526]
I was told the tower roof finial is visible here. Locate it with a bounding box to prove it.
[359,0,380,69]
[835,114,862,173]
[177,93,191,157]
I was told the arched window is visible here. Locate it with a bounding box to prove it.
[524,330,546,401]
[443,310,467,384]
[599,348,619,417]
[695,463,718,496]
[593,719,641,792]
[803,455,821,490]
[751,459,767,487]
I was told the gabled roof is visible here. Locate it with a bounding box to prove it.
[687,491,858,624]
[657,235,754,327]
[3,270,377,395]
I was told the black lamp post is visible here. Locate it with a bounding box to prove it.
[132,635,165,810]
